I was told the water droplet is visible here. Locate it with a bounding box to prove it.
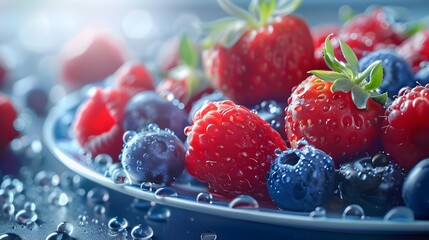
[108,216,128,232]
[111,168,130,185]
[1,178,24,194]
[77,148,92,165]
[45,231,73,240]
[130,224,154,240]
[57,221,74,235]
[309,206,326,218]
[48,190,69,206]
[93,154,113,172]
[94,204,106,215]
[228,195,259,209]
[87,187,110,204]
[15,209,38,225]
[146,205,171,222]
[123,130,137,143]
[0,189,14,204]
[0,233,22,240]
[2,203,15,217]
[196,192,213,204]
[342,204,365,220]
[131,198,154,211]
[358,172,367,181]
[384,206,415,221]
[274,148,282,156]
[154,187,178,199]
[34,171,60,188]
[60,172,81,189]
[78,215,88,226]
[200,231,217,240]
[23,202,36,212]
[105,163,122,177]
[140,182,154,192]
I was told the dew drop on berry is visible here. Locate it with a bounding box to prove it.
[274,148,282,156]
[154,187,178,199]
[228,195,259,209]
[342,204,365,220]
[130,224,154,240]
[196,192,213,204]
[384,206,415,222]
[123,130,137,143]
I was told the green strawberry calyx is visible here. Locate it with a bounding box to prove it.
[309,35,387,110]
[203,0,302,48]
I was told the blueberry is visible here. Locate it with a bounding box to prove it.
[12,76,50,115]
[121,124,186,185]
[338,153,406,216]
[123,91,189,141]
[252,100,288,141]
[267,140,336,212]
[402,158,429,219]
[359,50,414,98]
[415,63,429,86]
[188,91,228,122]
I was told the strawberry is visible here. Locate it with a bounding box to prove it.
[202,0,314,106]
[185,100,287,201]
[156,35,213,113]
[0,93,19,151]
[73,87,131,161]
[381,85,429,170]
[0,61,6,88]
[113,61,156,96]
[314,7,406,71]
[286,36,386,166]
[396,29,429,73]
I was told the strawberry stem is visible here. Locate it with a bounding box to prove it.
[217,0,259,28]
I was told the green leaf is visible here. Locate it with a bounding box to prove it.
[331,78,355,93]
[371,92,387,106]
[308,70,347,82]
[363,61,383,91]
[202,17,239,31]
[323,36,344,73]
[217,0,259,28]
[355,60,380,84]
[248,0,259,17]
[339,39,359,75]
[179,34,198,68]
[274,0,302,16]
[258,0,276,25]
[351,86,371,110]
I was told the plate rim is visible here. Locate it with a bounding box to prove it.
[43,90,429,234]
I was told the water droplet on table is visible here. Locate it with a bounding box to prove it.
[1,178,24,194]
[228,195,259,209]
[342,204,365,220]
[57,221,74,235]
[131,198,154,211]
[34,171,60,188]
[86,187,110,204]
[384,206,415,221]
[146,205,170,222]
[15,209,38,225]
[200,231,217,240]
[48,190,69,206]
[130,224,154,240]
[45,231,73,240]
[93,204,106,215]
[0,233,22,240]
[196,192,213,204]
[2,203,16,217]
[0,189,14,204]
[154,187,178,199]
[108,216,128,232]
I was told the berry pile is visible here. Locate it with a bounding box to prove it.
[69,0,429,219]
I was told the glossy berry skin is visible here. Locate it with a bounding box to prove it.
[402,158,429,219]
[123,91,189,141]
[203,15,314,106]
[73,87,131,161]
[252,100,288,142]
[285,76,385,166]
[0,93,19,151]
[338,154,405,216]
[113,61,155,96]
[121,124,185,185]
[381,85,429,170]
[185,100,287,201]
[267,141,336,212]
[397,29,429,73]
[359,50,415,98]
[415,64,429,86]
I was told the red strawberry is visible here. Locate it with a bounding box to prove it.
[113,61,155,96]
[156,35,213,113]
[286,36,386,166]
[381,85,429,170]
[314,7,406,70]
[396,29,429,73]
[311,23,340,50]
[73,87,131,161]
[0,61,6,88]
[202,0,314,106]
[185,100,287,201]
[0,93,19,151]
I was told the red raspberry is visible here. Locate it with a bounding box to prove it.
[0,93,19,151]
[113,61,155,96]
[185,100,287,201]
[73,87,131,161]
[382,85,429,170]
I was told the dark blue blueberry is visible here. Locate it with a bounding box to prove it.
[267,140,336,212]
[188,91,228,122]
[415,63,429,86]
[402,158,429,219]
[12,76,49,115]
[123,91,189,141]
[121,124,186,185]
[252,100,288,141]
[359,50,414,98]
[339,153,405,216]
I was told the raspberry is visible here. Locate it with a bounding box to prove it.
[0,93,19,151]
[113,61,155,96]
[73,87,131,161]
